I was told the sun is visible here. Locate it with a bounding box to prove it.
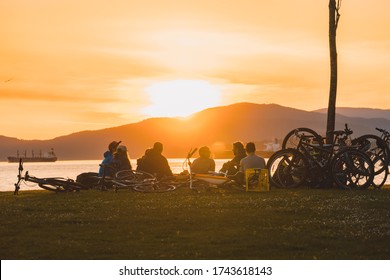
[142,79,221,118]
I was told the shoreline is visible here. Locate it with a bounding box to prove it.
[1,150,275,163]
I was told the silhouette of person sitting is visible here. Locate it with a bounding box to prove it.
[219,141,247,175]
[113,145,132,172]
[98,140,121,177]
[136,148,152,172]
[136,142,173,179]
[228,142,266,184]
[190,146,215,174]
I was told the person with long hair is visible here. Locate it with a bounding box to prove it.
[191,146,215,174]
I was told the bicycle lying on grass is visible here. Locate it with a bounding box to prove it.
[112,169,178,193]
[14,159,88,195]
[75,164,179,193]
[96,148,239,193]
[99,148,248,193]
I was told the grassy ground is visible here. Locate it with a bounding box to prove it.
[1,186,390,260]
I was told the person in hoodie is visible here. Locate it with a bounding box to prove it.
[98,140,121,177]
[137,142,173,179]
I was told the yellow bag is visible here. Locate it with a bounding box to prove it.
[245,168,270,192]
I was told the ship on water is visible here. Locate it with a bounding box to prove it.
[7,148,57,163]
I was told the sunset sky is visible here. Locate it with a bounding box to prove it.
[1,0,390,139]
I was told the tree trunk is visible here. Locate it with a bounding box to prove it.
[326,0,338,144]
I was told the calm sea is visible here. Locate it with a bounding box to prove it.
[0,159,228,192]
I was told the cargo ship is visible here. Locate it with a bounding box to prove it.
[7,149,57,163]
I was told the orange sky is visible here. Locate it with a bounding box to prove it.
[1,0,390,139]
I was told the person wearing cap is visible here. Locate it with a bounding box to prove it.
[137,142,173,179]
[190,146,215,174]
[219,141,247,175]
[98,140,121,177]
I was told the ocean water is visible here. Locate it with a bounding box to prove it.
[0,159,227,192]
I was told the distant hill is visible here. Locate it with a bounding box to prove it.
[314,107,390,120]
[1,102,390,161]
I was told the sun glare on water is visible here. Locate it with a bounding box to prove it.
[143,80,221,118]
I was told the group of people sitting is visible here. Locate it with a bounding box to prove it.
[98,140,266,185]
[219,141,266,184]
[98,141,172,179]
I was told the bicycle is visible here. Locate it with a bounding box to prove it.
[89,162,178,193]
[351,132,390,188]
[269,126,375,190]
[75,155,191,193]
[377,127,390,147]
[14,159,88,194]
[282,124,390,188]
[113,169,177,193]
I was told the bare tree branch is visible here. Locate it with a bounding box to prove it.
[335,0,342,29]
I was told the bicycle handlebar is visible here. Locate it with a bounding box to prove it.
[376,127,389,135]
[344,123,353,135]
[333,124,353,138]
[186,147,198,159]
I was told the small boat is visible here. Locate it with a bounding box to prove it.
[7,148,57,163]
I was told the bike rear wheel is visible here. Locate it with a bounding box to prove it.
[133,182,176,193]
[267,148,308,188]
[352,134,390,175]
[115,170,156,180]
[38,178,84,192]
[282,127,324,150]
[332,149,374,190]
[114,170,158,191]
[369,153,388,188]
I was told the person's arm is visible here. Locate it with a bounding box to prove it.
[239,158,245,172]
[190,158,200,173]
[210,160,216,172]
[163,157,173,177]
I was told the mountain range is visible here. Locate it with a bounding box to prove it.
[1,102,390,161]
[313,107,390,119]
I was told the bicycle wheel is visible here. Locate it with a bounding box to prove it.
[282,127,324,150]
[352,134,390,175]
[39,178,83,192]
[267,148,308,188]
[371,154,388,188]
[76,172,100,189]
[115,170,156,180]
[332,149,374,190]
[114,170,158,191]
[133,182,176,193]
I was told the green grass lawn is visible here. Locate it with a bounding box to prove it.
[1,186,390,260]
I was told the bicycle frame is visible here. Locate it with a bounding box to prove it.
[14,159,84,194]
[294,129,360,186]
